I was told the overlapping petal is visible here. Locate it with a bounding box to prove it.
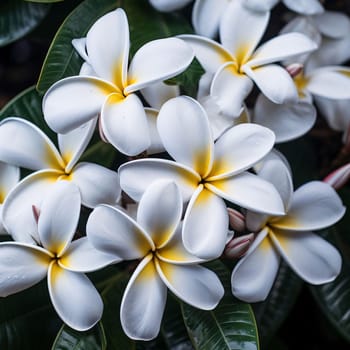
[157,96,213,177]
[141,81,179,110]
[144,108,164,155]
[87,204,153,259]
[101,93,150,156]
[283,0,324,15]
[0,162,20,201]
[43,76,115,133]
[244,0,279,12]
[71,162,121,208]
[38,181,81,256]
[120,254,167,341]
[231,228,280,302]
[0,243,51,297]
[207,171,285,215]
[244,64,298,104]
[149,0,192,12]
[219,0,270,63]
[207,124,275,180]
[48,262,103,331]
[271,181,346,231]
[119,159,200,202]
[137,181,182,248]
[125,38,194,94]
[86,8,129,88]
[182,186,228,259]
[0,118,63,170]
[313,10,350,38]
[269,229,342,284]
[156,259,224,309]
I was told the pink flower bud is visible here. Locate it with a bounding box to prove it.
[286,63,304,78]
[324,163,350,190]
[227,207,246,232]
[223,233,255,259]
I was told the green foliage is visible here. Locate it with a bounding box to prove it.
[182,261,260,350]
[0,0,50,46]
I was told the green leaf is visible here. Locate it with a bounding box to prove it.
[182,261,259,350]
[52,323,106,350]
[36,0,195,94]
[309,228,350,343]
[0,0,51,46]
[253,261,303,346]
[0,85,56,142]
[26,0,63,3]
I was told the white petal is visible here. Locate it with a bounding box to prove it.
[71,38,89,63]
[43,76,114,134]
[87,204,152,259]
[307,67,350,99]
[48,262,103,331]
[38,181,81,256]
[192,0,229,38]
[58,118,97,173]
[182,186,228,259]
[179,34,233,73]
[210,62,254,117]
[271,181,346,231]
[247,33,318,68]
[149,0,192,12]
[119,159,200,202]
[101,93,150,156]
[79,62,96,76]
[270,229,341,284]
[207,171,285,215]
[283,0,324,15]
[0,242,51,297]
[126,38,194,93]
[121,254,167,341]
[231,228,280,302]
[2,170,61,243]
[0,118,63,170]
[58,237,119,272]
[156,259,224,309]
[253,94,316,143]
[208,123,275,180]
[137,180,182,248]
[141,81,179,110]
[71,162,120,208]
[86,9,129,88]
[0,162,20,199]
[244,0,278,12]
[144,108,165,155]
[157,96,213,177]
[244,64,298,104]
[313,11,350,38]
[219,0,270,63]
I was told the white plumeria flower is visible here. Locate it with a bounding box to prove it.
[119,96,284,259]
[0,117,120,244]
[87,180,224,340]
[180,0,317,117]
[43,8,194,156]
[0,181,117,330]
[231,154,345,302]
[0,162,19,234]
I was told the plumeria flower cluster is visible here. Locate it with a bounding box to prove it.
[0,1,348,343]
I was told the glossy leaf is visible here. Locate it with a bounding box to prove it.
[182,261,259,350]
[52,323,107,350]
[253,261,303,346]
[0,0,50,46]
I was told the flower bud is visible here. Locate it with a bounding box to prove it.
[324,163,350,190]
[286,63,304,78]
[227,207,246,232]
[223,233,255,259]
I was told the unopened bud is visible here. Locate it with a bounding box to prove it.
[227,207,246,232]
[324,163,350,190]
[223,233,255,259]
[286,63,304,78]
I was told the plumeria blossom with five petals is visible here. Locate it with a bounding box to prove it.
[0,181,117,330]
[87,180,224,340]
[43,8,194,156]
[0,117,120,244]
[231,153,345,302]
[180,0,318,118]
[119,96,285,260]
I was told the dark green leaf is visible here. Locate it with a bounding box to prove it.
[253,261,303,346]
[26,0,63,3]
[52,322,106,350]
[0,0,50,46]
[182,260,259,350]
